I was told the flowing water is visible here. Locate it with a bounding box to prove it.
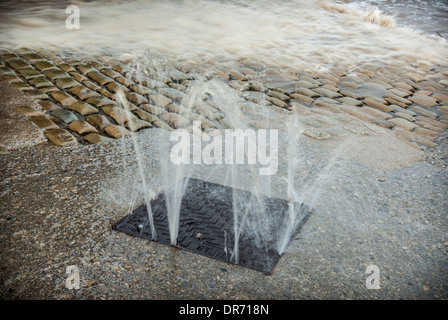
[2,0,448,260]
[1,0,447,71]
[342,0,448,36]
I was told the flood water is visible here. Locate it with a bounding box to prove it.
[0,0,447,72]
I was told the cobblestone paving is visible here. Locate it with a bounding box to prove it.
[1,47,447,149]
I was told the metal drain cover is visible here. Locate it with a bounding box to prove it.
[112,178,311,274]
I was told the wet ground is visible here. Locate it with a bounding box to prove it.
[0,122,447,300]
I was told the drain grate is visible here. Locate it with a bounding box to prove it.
[112,178,311,274]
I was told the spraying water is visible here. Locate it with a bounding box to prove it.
[116,90,157,240]
[276,115,355,254]
[160,150,191,246]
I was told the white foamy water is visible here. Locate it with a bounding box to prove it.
[1,0,447,72]
[343,0,448,36]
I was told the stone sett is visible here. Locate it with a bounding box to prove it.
[2,50,447,148]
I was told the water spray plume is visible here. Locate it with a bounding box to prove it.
[116,90,157,240]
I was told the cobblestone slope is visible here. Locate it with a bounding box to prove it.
[1,47,447,150]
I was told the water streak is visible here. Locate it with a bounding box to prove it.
[1,0,447,72]
[116,90,157,239]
